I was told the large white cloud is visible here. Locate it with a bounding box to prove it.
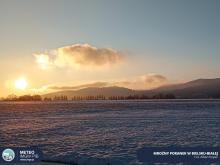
[34,44,124,69]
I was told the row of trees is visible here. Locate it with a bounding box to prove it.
[3,94,42,101]
[51,93,176,100]
[109,93,176,100]
[1,93,176,101]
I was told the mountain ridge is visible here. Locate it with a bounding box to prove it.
[43,78,220,99]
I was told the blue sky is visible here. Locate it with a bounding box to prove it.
[0,0,219,96]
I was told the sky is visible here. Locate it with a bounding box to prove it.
[0,0,219,97]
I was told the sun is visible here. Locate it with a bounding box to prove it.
[15,78,28,90]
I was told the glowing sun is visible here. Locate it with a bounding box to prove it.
[15,78,28,90]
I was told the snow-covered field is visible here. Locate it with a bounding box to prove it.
[0,100,220,165]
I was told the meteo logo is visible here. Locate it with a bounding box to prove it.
[2,148,15,162]
[20,150,35,155]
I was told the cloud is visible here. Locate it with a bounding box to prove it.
[112,74,168,90]
[34,44,124,69]
[141,73,167,84]
[43,73,168,92]
[29,73,168,95]
[140,73,167,89]
[49,82,109,90]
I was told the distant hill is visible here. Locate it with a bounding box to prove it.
[43,86,136,98]
[142,78,220,98]
[43,78,220,99]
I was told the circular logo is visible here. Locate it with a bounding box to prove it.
[2,148,15,162]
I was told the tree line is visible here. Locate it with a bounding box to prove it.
[3,94,42,101]
[1,93,175,101]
